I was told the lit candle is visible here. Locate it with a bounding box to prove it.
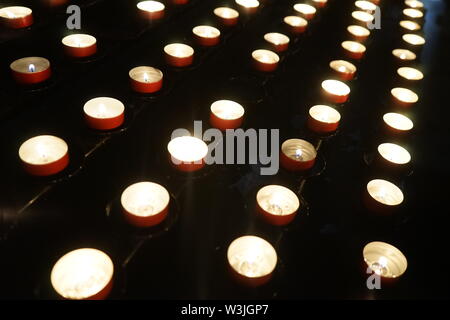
[235,0,260,14]
[280,138,317,171]
[129,66,163,93]
[312,0,328,9]
[402,33,425,46]
[283,16,308,34]
[377,143,411,168]
[192,25,221,47]
[137,1,165,20]
[399,20,421,31]
[405,0,424,9]
[264,32,290,52]
[293,3,317,20]
[256,185,300,226]
[167,136,208,172]
[164,43,194,67]
[51,248,114,300]
[391,87,419,107]
[62,34,97,58]
[403,8,423,19]
[210,100,245,131]
[365,179,404,211]
[321,79,351,104]
[341,40,366,60]
[307,105,341,134]
[19,135,69,176]
[330,60,357,81]
[383,112,414,134]
[363,242,407,279]
[83,97,125,131]
[121,181,170,227]
[351,10,375,24]
[397,67,423,81]
[392,48,416,62]
[355,1,377,13]
[214,7,239,26]
[227,236,277,287]
[10,57,51,85]
[252,49,279,72]
[347,25,370,42]
[0,6,33,29]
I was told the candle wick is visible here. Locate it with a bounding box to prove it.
[28,64,36,73]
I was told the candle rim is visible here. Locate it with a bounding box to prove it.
[351,10,375,22]
[329,59,357,74]
[264,32,290,45]
[383,112,414,131]
[62,33,97,48]
[399,20,421,31]
[121,181,170,217]
[377,143,411,164]
[293,3,317,15]
[50,248,114,299]
[392,48,416,60]
[355,0,377,12]
[403,8,424,18]
[341,40,366,53]
[0,6,32,18]
[363,241,408,278]
[309,105,341,123]
[405,0,424,8]
[83,97,125,119]
[347,25,370,37]
[19,135,68,165]
[192,25,221,38]
[402,33,426,45]
[10,56,50,73]
[256,185,300,216]
[164,43,194,58]
[367,179,404,206]
[214,7,239,19]
[129,66,163,83]
[281,138,317,161]
[252,49,280,64]
[283,15,308,27]
[167,136,208,162]
[136,0,165,12]
[321,79,351,96]
[211,100,245,120]
[397,66,424,80]
[391,87,419,103]
[235,0,260,9]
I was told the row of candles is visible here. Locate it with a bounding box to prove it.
[14,0,426,299]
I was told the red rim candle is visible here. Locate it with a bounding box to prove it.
[405,0,424,9]
[0,6,33,29]
[342,40,366,60]
[329,60,357,81]
[192,25,221,47]
[19,135,69,176]
[83,97,125,131]
[363,242,408,280]
[252,49,279,72]
[399,20,421,32]
[214,7,239,26]
[51,248,114,300]
[403,8,424,19]
[284,16,308,34]
[347,25,370,42]
[227,236,277,287]
[402,33,425,48]
[307,105,341,134]
[397,67,423,81]
[293,3,317,20]
[321,79,351,104]
[365,179,404,212]
[377,143,411,169]
[383,112,414,134]
[392,48,416,62]
[129,66,163,93]
[137,1,165,20]
[164,43,194,67]
[355,1,377,13]
[168,136,208,172]
[351,10,375,25]
[235,0,260,14]
[391,87,419,107]
[10,57,51,85]
[121,181,170,227]
[256,185,300,226]
[210,100,245,131]
[264,32,290,52]
[62,34,97,58]
[280,138,317,171]
[312,0,328,9]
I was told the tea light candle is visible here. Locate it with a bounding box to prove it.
[137,1,165,20]
[19,135,69,176]
[347,25,370,42]
[391,87,419,107]
[383,112,414,134]
[399,20,421,31]
[256,185,300,226]
[402,33,425,47]
[62,34,97,58]
[10,57,51,85]
[83,97,125,131]
[352,10,374,24]
[377,143,411,168]
[51,248,114,300]
[121,181,170,227]
[264,32,290,52]
[235,0,260,14]
[363,242,407,279]
[280,138,317,171]
[392,48,416,61]
[405,0,424,9]
[0,6,33,29]
[210,100,245,130]
[342,40,366,60]
[312,0,328,9]
[403,8,423,19]
[321,79,351,104]
[168,136,208,172]
[227,236,277,287]
[164,43,194,67]
[192,25,221,46]
[214,7,239,26]
[129,66,163,94]
[252,49,279,72]
[397,67,423,81]
[283,16,308,34]
[355,1,377,13]
[307,105,341,133]
[293,3,317,20]
[330,60,357,81]
[366,179,404,210]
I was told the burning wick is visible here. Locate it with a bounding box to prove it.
[36,144,49,163]
[371,256,388,276]
[143,73,149,82]
[97,103,107,118]
[338,66,347,73]
[267,193,284,215]
[28,64,36,73]
[295,149,303,160]
[5,10,16,18]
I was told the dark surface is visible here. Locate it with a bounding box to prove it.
[1,0,450,299]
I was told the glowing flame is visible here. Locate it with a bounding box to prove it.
[143,72,149,82]
[295,149,303,159]
[5,10,16,18]
[28,64,36,72]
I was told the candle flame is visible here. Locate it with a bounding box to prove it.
[267,193,284,215]
[28,64,36,72]
[5,10,16,18]
[295,149,303,159]
[143,72,149,82]
[338,65,347,73]
[97,103,107,118]
[36,143,49,162]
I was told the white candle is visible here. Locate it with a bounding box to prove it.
[391,87,419,104]
[235,0,260,9]
[397,67,423,80]
[347,25,370,38]
[264,32,290,47]
[392,48,416,61]
[377,143,411,164]
[363,242,408,278]
[168,136,208,166]
[293,3,317,19]
[19,135,68,166]
[403,8,423,18]
[211,100,245,120]
[402,33,425,46]
[352,10,375,23]
[355,1,377,12]
[405,0,424,9]
[367,179,404,206]
[399,20,421,31]
[383,113,414,132]
[214,7,239,20]
[257,185,299,217]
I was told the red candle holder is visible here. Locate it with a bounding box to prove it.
[10,57,51,85]
[364,179,404,213]
[51,248,114,300]
[0,6,33,29]
[329,60,357,81]
[402,33,426,49]
[121,181,170,228]
[376,143,412,174]
[137,1,165,20]
[342,41,366,60]
[351,10,375,26]
[405,0,424,9]
[210,100,245,131]
[164,43,194,67]
[192,25,221,47]
[321,79,351,104]
[280,139,317,171]
[264,32,290,52]
[129,66,163,94]
[392,48,417,63]
[83,97,125,131]
[382,112,414,135]
[293,3,317,20]
[235,0,260,15]
[355,1,377,13]
[312,0,328,9]
[256,185,300,226]
[62,34,97,58]
[363,242,408,281]
[307,105,341,134]
[214,7,239,27]
[347,25,370,42]
[399,20,421,32]
[403,8,424,20]
[168,136,208,172]
[19,135,69,177]
[391,87,419,108]
[252,49,279,72]
[283,16,308,34]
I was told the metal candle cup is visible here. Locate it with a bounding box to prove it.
[382,112,414,135]
[363,242,407,280]
[10,57,51,85]
[307,105,341,133]
[280,139,317,171]
[375,143,411,174]
[252,49,279,72]
[329,60,357,81]
[283,16,308,34]
[391,87,419,108]
[351,10,374,26]
[0,6,33,29]
[214,7,239,26]
[83,97,125,131]
[164,43,194,67]
[392,48,416,64]
[264,32,290,52]
[192,25,221,47]
[129,66,163,93]
[235,0,260,14]
[210,100,245,131]
[137,1,165,20]
[293,3,317,20]
[256,185,300,226]
[341,40,366,60]
[347,25,370,42]
[321,79,351,104]
[62,34,97,58]
[168,136,208,172]
[364,179,404,213]
[399,20,421,32]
